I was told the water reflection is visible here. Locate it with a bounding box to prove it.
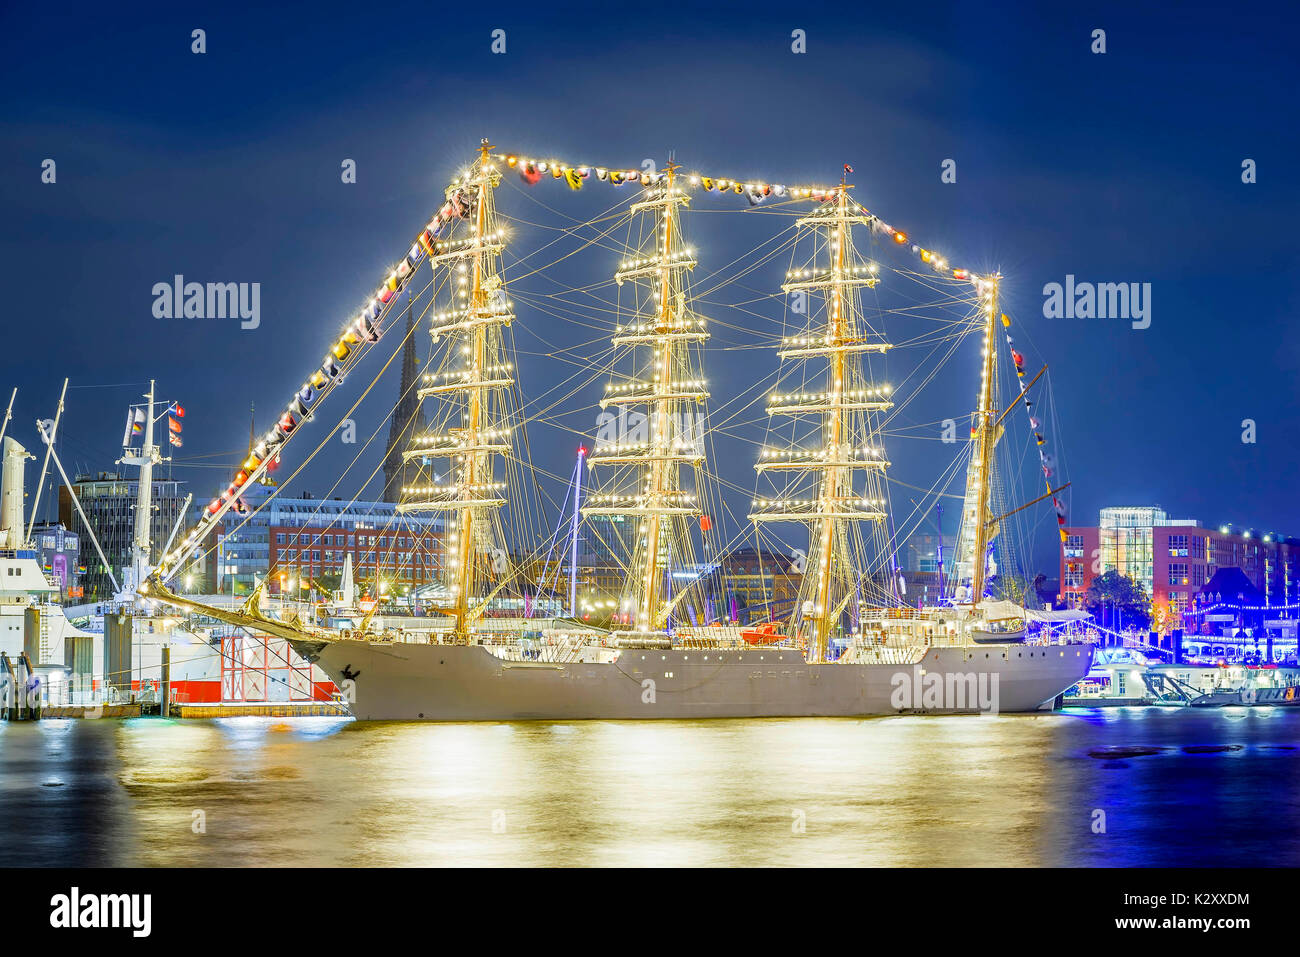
[2,710,1297,866]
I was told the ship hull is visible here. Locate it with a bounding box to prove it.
[292,638,1094,721]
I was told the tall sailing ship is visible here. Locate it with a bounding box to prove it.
[140,141,1093,719]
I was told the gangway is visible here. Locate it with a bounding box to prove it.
[1138,670,1198,705]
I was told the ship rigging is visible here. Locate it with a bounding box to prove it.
[134,140,1081,713]
[752,178,894,662]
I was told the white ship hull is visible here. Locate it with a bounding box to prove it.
[292,637,1094,721]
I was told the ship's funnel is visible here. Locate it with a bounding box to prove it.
[0,437,33,549]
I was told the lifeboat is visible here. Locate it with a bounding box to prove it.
[740,621,785,645]
[970,599,1028,643]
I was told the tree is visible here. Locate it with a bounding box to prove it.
[1083,570,1151,631]
[1151,601,1182,637]
[988,572,1042,610]
[312,572,343,595]
[1030,572,1049,610]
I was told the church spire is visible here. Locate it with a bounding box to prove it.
[382,303,425,501]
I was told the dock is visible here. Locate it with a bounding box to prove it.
[6,700,350,720]
[38,703,143,719]
[1063,697,1154,708]
[167,702,351,719]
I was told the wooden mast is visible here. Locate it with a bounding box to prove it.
[399,139,513,642]
[752,175,891,663]
[809,185,851,664]
[450,140,495,641]
[639,161,677,630]
[584,161,708,639]
[968,275,1001,605]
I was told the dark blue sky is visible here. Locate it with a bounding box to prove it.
[1,0,1296,574]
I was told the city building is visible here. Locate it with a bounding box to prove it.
[1060,506,1300,625]
[270,513,444,598]
[193,482,444,596]
[898,570,946,610]
[1188,566,1298,650]
[537,513,642,620]
[58,471,187,600]
[720,547,801,624]
[540,534,803,627]
[896,525,954,609]
[28,522,83,599]
[902,529,951,575]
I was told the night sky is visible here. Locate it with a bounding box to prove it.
[1,0,1296,576]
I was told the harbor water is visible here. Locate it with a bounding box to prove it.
[3,708,1298,867]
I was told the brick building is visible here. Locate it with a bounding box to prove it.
[185,482,444,596]
[268,516,444,597]
[1060,506,1299,625]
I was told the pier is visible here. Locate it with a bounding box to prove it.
[167,701,349,718]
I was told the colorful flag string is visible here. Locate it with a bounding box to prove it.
[161,148,1000,577]
[494,150,989,287]
[1001,311,1066,544]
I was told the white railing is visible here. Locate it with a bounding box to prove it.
[840,643,927,666]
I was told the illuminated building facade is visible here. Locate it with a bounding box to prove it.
[58,472,187,600]
[200,483,444,596]
[1060,506,1299,624]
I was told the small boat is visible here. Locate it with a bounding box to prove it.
[1190,684,1300,707]
[970,599,1027,643]
[740,621,786,645]
[970,621,1027,643]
